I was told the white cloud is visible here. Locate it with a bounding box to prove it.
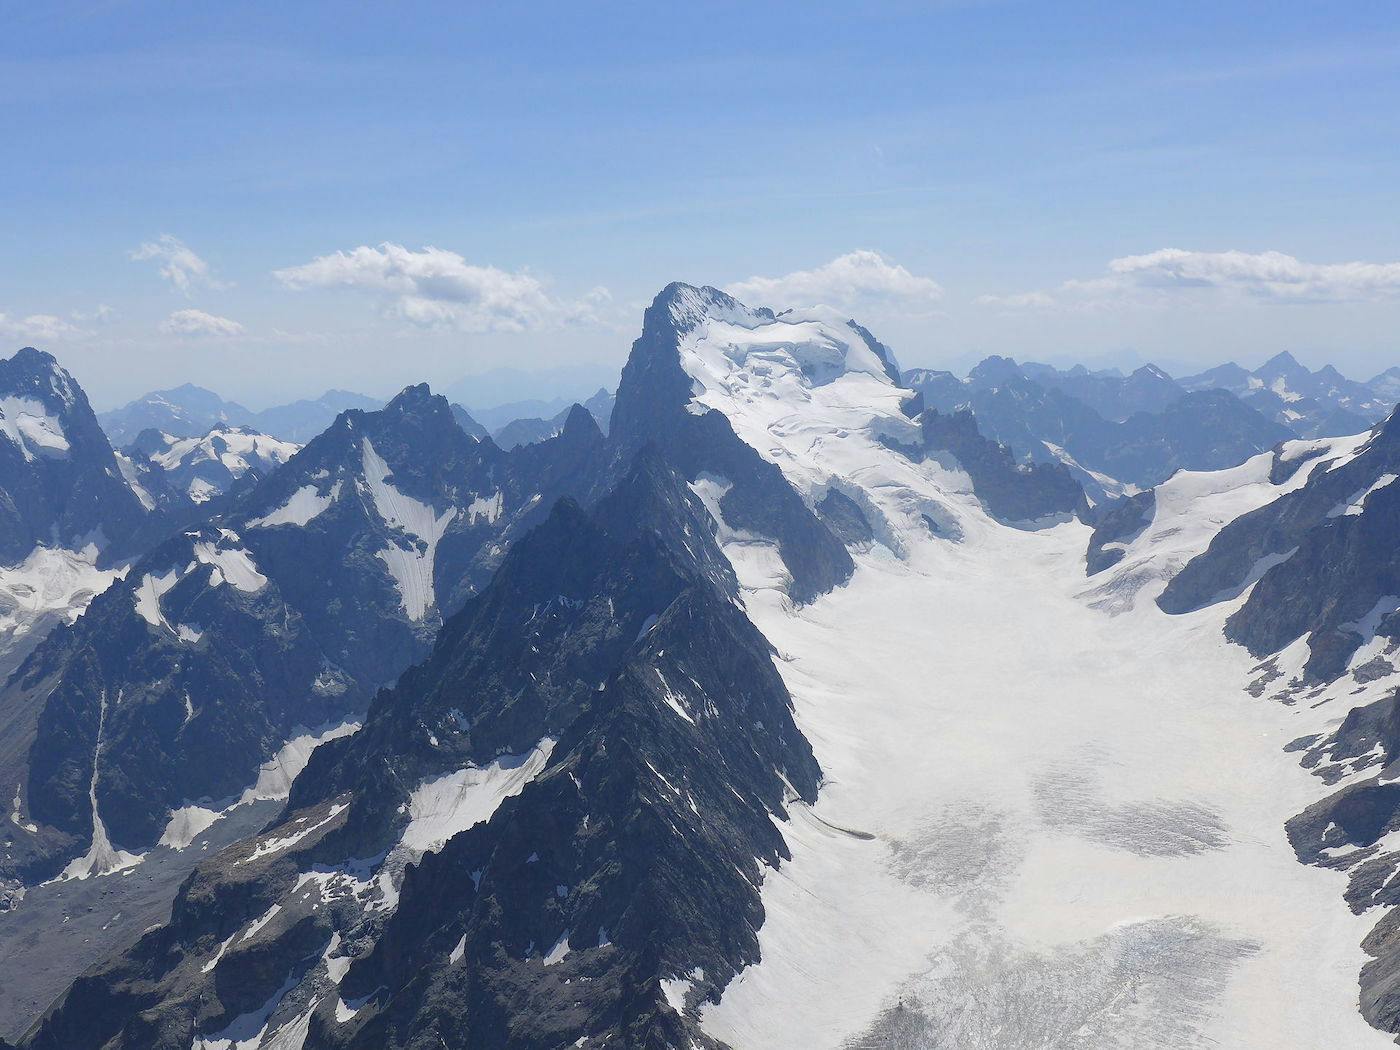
[727,250,944,313]
[161,308,245,337]
[1108,248,1400,302]
[981,248,1400,310]
[974,290,1056,309]
[0,312,82,342]
[273,243,608,332]
[129,234,220,294]
[73,304,117,324]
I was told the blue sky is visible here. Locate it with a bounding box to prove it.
[3,1,1399,408]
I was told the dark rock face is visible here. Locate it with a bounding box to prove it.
[7,286,859,1050]
[18,451,820,1050]
[1104,390,1293,484]
[815,488,875,546]
[903,358,1290,496]
[449,403,489,440]
[845,320,903,386]
[0,384,607,884]
[0,348,148,565]
[610,284,853,603]
[1085,489,1156,575]
[918,408,1085,524]
[1286,745,1400,1033]
[1160,409,1400,681]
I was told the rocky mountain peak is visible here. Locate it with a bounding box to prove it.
[1,347,83,411]
[558,401,603,443]
[968,354,1024,386]
[1257,350,1307,379]
[0,347,147,564]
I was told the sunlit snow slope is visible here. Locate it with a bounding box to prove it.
[659,291,1389,1049]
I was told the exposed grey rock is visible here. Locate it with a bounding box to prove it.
[917,408,1086,524]
[1161,408,1400,680]
[1085,489,1155,575]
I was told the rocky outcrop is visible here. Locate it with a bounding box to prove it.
[1161,410,1400,681]
[918,408,1085,524]
[1085,489,1156,575]
[17,449,819,1050]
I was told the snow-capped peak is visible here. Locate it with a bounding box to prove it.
[658,282,770,335]
[666,288,998,558]
[678,297,900,395]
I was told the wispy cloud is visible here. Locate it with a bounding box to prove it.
[979,248,1400,310]
[0,312,83,342]
[160,308,244,337]
[974,290,1056,309]
[129,234,222,294]
[273,243,609,332]
[727,250,943,313]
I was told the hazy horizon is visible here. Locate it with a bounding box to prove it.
[5,3,1398,406]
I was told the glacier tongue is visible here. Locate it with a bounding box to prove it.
[702,521,1385,1050]
[673,290,1389,1047]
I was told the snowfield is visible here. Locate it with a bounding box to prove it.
[706,530,1385,1050]
[663,293,1391,1049]
[0,396,71,462]
[0,543,121,663]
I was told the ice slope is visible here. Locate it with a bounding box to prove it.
[0,396,71,462]
[672,293,982,555]
[0,544,121,673]
[667,296,1388,1048]
[360,437,455,620]
[398,739,555,852]
[149,428,297,476]
[1080,431,1370,615]
[148,427,299,503]
[246,482,339,529]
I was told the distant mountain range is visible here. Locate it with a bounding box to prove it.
[100,384,616,452]
[487,388,615,449]
[904,351,1400,501]
[1179,351,1395,437]
[98,386,385,446]
[3,317,1400,1050]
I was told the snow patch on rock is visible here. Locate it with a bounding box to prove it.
[0,396,70,462]
[361,437,456,620]
[248,482,340,528]
[399,738,555,854]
